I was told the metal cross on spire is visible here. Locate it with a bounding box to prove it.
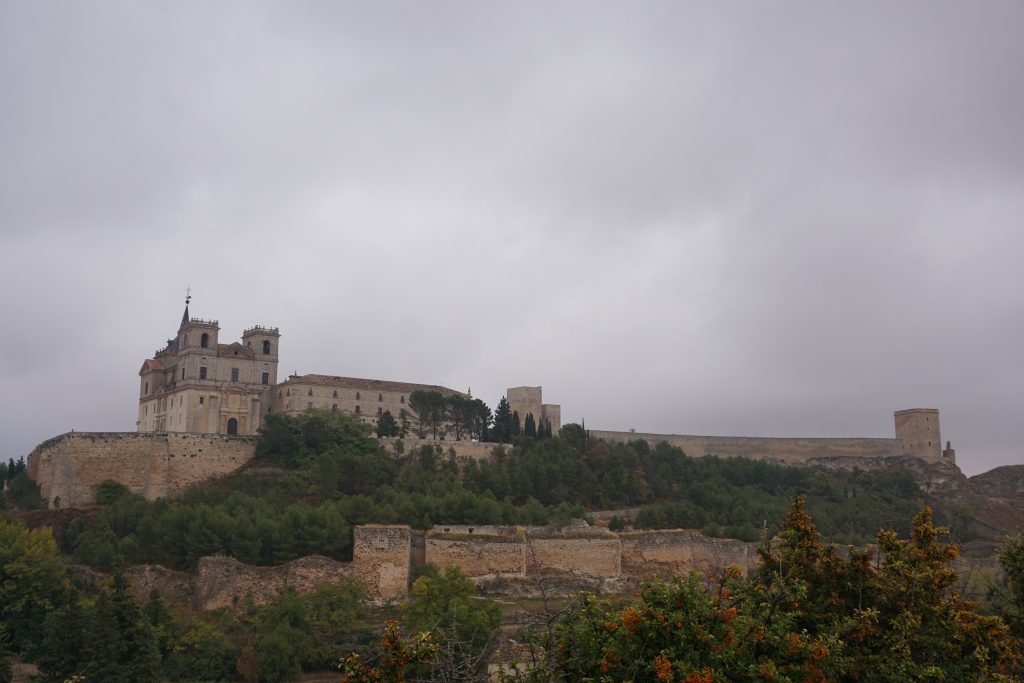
[185,285,192,305]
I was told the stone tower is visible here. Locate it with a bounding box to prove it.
[894,408,942,461]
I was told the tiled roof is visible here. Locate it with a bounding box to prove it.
[141,359,165,372]
[282,373,466,396]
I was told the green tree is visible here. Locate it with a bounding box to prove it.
[376,410,401,438]
[409,391,449,440]
[36,593,88,682]
[0,517,68,655]
[402,567,501,679]
[523,413,536,438]
[492,396,513,443]
[4,472,42,510]
[84,569,161,683]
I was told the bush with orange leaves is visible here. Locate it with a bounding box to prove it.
[498,498,1024,682]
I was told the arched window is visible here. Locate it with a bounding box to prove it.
[263,340,271,354]
[227,418,238,435]
[201,333,209,348]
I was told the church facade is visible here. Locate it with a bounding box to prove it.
[137,306,280,436]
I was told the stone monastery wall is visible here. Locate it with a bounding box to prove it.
[589,431,904,464]
[27,432,257,507]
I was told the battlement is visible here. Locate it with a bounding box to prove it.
[185,317,219,326]
[243,325,280,336]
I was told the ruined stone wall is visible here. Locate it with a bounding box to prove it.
[619,529,756,578]
[426,526,527,577]
[27,432,257,507]
[354,525,411,601]
[383,439,502,462]
[193,555,358,610]
[526,530,621,577]
[123,555,358,610]
[589,431,903,464]
[422,526,740,581]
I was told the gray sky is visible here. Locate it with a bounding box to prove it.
[2,2,1021,477]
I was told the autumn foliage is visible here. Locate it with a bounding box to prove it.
[499,498,1024,682]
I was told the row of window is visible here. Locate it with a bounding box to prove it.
[299,389,403,403]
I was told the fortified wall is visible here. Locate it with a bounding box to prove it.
[589,431,905,465]
[424,524,755,581]
[590,408,956,466]
[119,524,756,607]
[27,432,258,507]
[27,433,503,508]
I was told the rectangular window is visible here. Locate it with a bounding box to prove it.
[400,395,405,404]
[199,366,207,380]
[199,397,204,405]
[378,393,383,402]
[355,405,361,415]
[333,390,338,398]
[262,372,269,385]
[356,392,361,400]
[145,382,149,394]
[182,367,186,379]
[377,406,383,416]
[331,404,338,412]
[231,367,239,382]
[307,401,313,409]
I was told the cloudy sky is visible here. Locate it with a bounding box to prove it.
[1,2,1021,477]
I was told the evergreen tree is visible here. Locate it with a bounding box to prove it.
[375,410,400,438]
[37,594,88,683]
[512,411,521,436]
[84,569,161,683]
[523,413,536,438]
[492,397,513,443]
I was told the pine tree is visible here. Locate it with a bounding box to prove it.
[36,594,88,683]
[376,410,400,438]
[84,569,161,683]
[512,411,521,437]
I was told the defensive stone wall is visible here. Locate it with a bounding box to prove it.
[27,432,257,507]
[384,438,503,462]
[619,529,756,578]
[123,555,358,610]
[525,528,622,577]
[423,526,742,581]
[113,524,762,610]
[426,526,527,578]
[354,525,411,601]
[193,555,358,610]
[589,431,903,464]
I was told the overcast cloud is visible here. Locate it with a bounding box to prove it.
[1,1,1021,476]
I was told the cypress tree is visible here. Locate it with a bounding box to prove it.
[524,413,536,438]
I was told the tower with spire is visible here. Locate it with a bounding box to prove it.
[137,293,279,436]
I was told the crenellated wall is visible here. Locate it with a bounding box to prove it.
[27,431,258,507]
